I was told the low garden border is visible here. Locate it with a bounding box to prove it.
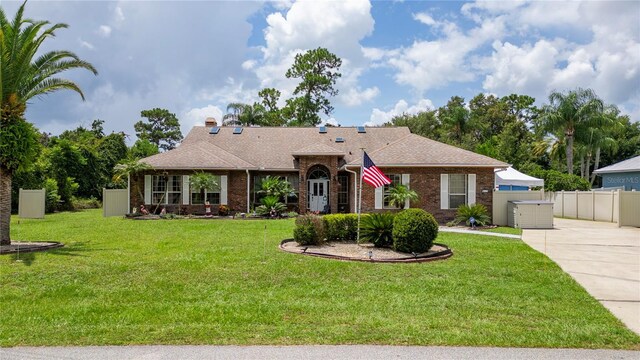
[279,239,452,263]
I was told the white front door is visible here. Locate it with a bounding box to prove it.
[309,180,329,212]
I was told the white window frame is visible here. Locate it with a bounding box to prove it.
[152,175,182,205]
[382,174,402,209]
[448,174,467,209]
[190,175,221,205]
[440,173,477,209]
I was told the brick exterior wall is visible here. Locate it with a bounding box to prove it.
[297,155,341,214]
[356,166,494,223]
[131,166,495,223]
[130,170,248,215]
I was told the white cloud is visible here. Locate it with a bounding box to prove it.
[341,87,379,106]
[365,99,434,126]
[241,60,257,70]
[114,6,125,24]
[182,105,225,132]
[252,0,376,110]
[98,25,112,37]
[320,117,340,127]
[79,39,95,50]
[480,39,561,100]
[413,12,437,26]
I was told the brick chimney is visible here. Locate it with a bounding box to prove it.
[205,117,217,127]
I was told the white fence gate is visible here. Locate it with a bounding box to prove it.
[545,190,640,227]
[492,190,545,226]
[18,188,45,219]
[103,189,129,217]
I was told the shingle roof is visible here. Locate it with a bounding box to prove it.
[142,141,255,169]
[292,142,345,157]
[140,126,508,170]
[593,155,640,174]
[347,134,508,167]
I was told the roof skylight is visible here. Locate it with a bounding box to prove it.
[233,127,243,134]
[209,127,220,134]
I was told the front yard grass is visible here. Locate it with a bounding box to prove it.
[1,210,638,349]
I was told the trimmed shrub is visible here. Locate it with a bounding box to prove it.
[293,214,325,245]
[453,204,491,226]
[392,209,438,253]
[72,196,101,210]
[323,213,359,241]
[359,212,395,247]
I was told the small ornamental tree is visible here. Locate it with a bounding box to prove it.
[386,184,419,209]
[189,172,219,204]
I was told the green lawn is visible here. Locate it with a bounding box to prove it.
[1,210,638,349]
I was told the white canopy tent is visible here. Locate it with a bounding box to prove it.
[495,167,544,189]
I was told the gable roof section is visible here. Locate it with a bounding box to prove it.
[141,140,255,169]
[141,126,508,170]
[182,126,410,170]
[346,134,508,168]
[593,155,640,174]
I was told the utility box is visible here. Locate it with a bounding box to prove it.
[508,200,554,229]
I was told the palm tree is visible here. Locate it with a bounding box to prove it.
[1,3,97,245]
[112,160,152,206]
[540,88,604,175]
[222,102,246,126]
[386,184,418,209]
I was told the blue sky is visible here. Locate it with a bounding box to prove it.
[4,0,639,141]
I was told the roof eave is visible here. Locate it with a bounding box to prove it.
[342,163,510,169]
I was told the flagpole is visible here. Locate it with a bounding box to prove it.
[357,155,363,243]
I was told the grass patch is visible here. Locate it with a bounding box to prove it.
[481,226,523,235]
[1,210,638,348]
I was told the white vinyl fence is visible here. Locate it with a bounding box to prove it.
[18,188,45,219]
[103,188,129,217]
[492,190,545,226]
[545,190,640,227]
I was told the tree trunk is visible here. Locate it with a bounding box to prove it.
[591,147,601,186]
[566,134,574,175]
[580,156,585,178]
[0,166,12,245]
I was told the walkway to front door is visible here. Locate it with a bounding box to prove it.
[308,179,329,212]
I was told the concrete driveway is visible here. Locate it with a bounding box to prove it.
[522,218,640,335]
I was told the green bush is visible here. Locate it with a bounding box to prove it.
[453,204,491,226]
[359,213,395,247]
[392,209,438,253]
[293,214,325,245]
[323,213,359,241]
[528,169,590,191]
[256,195,287,217]
[44,178,61,213]
[71,196,101,210]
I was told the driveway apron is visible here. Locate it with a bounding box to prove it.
[521,218,640,335]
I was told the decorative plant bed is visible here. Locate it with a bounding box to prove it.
[279,239,452,263]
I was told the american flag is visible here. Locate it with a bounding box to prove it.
[362,152,391,188]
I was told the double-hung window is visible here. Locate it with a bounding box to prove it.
[448,174,467,209]
[190,175,221,205]
[383,174,402,208]
[152,175,182,205]
[441,173,476,209]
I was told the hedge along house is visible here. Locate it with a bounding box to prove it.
[131,122,508,222]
